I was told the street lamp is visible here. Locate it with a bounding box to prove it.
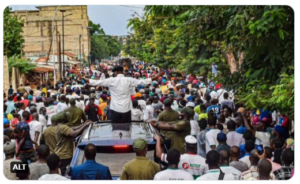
[60,10,72,79]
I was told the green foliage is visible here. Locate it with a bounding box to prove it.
[91,35,109,60]
[89,20,105,36]
[126,5,294,118]
[3,6,24,57]
[89,20,121,60]
[8,55,36,77]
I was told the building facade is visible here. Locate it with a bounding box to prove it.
[11,5,90,61]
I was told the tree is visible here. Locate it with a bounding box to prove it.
[89,20,122,61]
[126,6,294,119]
[107,37,122,56]
[90,35,109,61]
[3,6,25,57]
[8,55,36,77]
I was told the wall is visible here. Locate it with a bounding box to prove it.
[12,5,90,60]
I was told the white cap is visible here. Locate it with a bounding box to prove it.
[186,102,195,107]
[185,135,197,144]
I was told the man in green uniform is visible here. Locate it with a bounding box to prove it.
[40,115,58,154]
[65,98,87,127]
[120,138,160,180]
[54,111,93,176]
[149,107,193,154]
[157,98,179,149]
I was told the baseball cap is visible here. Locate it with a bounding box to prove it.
[181,107,195,117]
[69,98,76,104]
[3,118,10,125]
[51,114,58,122]
[4,141,16,154]
[185,135,197,144]
[133,138,148,151]
[186,102,195,108]
[56,111,67,122]
[217,132,227,141]
[134,93,142,98]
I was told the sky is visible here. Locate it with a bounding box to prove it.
[10,5,144,36]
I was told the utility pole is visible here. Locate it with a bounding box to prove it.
[57,31,62,81]
[60,10,66,80]
[82,43,85,67]
[79,35,82,68]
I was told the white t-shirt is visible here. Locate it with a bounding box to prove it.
[239,156,251,168]
[76,100,85,111]
[29,120,43,144]
[217,89,227,104]
[131,108,144,121]
[143,105,154,121]
[39,114,47,129]
[161,153,208,178]
[220,166,242,180]
[205,129,221,153]
[226,131,244,147]
[46,106,57,125]
[255,131,271,147]
[85,99,100,106]
[210,91,218,99]
[56,102,68,113]
[36,102,44,113]
[154,169,193,180]
[38,174,70,180]
[138,99,147,111]
[196,169,235,180]
[190,120,200,139]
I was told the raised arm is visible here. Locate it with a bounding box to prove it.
[148,120,181,131]
[153,134,163,159]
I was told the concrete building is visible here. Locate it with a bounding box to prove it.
[11,5,90,61]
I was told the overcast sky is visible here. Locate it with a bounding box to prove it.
[10,5,144,36]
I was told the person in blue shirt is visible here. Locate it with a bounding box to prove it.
[8,85,14,96]
[69,143,112,180]
[206,99,221,118]
[234,113,247,135]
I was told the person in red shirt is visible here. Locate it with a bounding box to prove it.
[20,94,30,107]
[85,97,102,122]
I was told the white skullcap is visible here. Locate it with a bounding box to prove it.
[185,135,197,144]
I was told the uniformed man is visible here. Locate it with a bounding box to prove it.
[154,134,208,179]
[119,138,160,180]
[149,107,193,154]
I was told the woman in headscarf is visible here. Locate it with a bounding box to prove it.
[271,125,289,151]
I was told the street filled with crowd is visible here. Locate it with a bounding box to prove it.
[3,59,294,180]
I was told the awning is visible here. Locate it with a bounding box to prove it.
[33,68,54,73]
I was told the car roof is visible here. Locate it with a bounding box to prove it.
[78,121,155,146]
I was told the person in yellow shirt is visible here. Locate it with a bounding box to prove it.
[42,84,47,97]
[99,94,108,120]
[198,105,208,120]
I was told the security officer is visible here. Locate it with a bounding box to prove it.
[149,107,193,154]
[120,138,160,180]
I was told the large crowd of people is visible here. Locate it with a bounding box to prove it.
[3,59,294,180]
